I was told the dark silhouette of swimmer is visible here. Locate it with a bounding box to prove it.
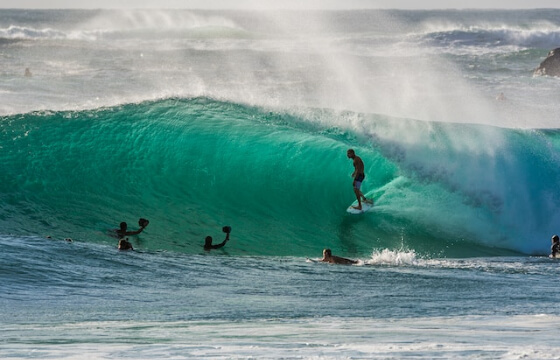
[115,218,149,238]
[551,234,560,258]
[204,226,231,250]
[320,248,358,265]
[118,238,134,251]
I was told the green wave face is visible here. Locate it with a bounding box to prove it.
[2,98,559,257]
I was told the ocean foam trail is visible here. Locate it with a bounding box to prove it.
[1,98,559,256]
[2,316,559,359]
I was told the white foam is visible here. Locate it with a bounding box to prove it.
[3,315,559,359]
[365,248,418,266]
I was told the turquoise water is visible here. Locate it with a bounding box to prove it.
[3,8,560,359]
[2,98,560,256]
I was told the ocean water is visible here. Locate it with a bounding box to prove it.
[2,8,560,359]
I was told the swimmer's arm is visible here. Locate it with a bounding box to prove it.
[125,224,148,235]
[125,229,143,235]
[213,233,230,249]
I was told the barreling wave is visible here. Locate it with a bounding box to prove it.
[1,98,559,257]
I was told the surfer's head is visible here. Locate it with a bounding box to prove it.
[205,236,213,246]
[347,149,355,159]
[323,248,332,258]
[553,235,559,243]
[119,222,127,231]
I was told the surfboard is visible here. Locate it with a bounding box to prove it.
[346,200,373,214]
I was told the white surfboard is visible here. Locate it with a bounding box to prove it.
[346,200,374,214]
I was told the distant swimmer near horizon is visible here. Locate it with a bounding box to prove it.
[347,148,373,210]
[551,234,560,258]
[204,226,231,251]
[320,248,358,265]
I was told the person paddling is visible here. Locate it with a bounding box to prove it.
[320,248,358,265]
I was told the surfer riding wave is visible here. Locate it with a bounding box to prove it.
[347,148,373,210]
